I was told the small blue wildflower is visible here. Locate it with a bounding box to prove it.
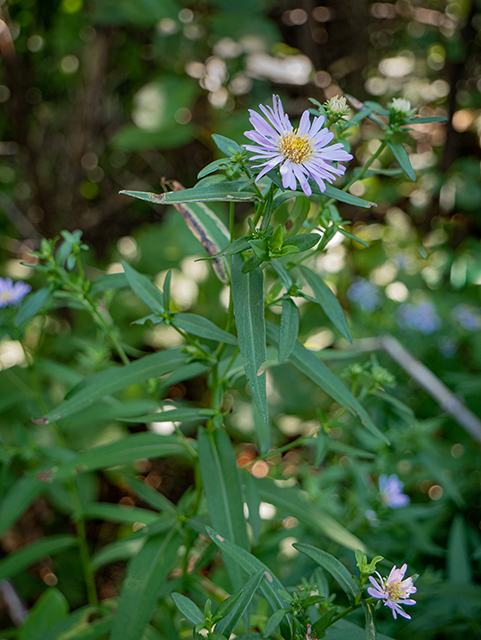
[0,277,31,308]
[439,337,458,358]
[347,278,381,312]
[379,474,410,508]
[397,301,441,334]
[452,304,481,331]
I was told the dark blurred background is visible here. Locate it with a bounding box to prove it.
[1,0,480,261]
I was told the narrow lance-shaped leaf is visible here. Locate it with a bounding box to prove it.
[172,593,204,625]
[43,348,186,423]
[47,433,191,481]
[278,298,299,364]
[293,543,357,600]
[121,407,216,424]
[0,535,77,581]
[173,313,238,345]
[263,609,289,639]
[299,265,352,344]
[386,140,415,181]
[15,286,52,327]
[19,588,69,640]
[120,179,257,205]
[206,527,293,640]
[0,475,44,538]
[231,254,268,423]
[110,528,181,640]
[252,402,271,455]
[122,261,164,315]
[266,322,388,444]
[169,182,230,284]
[198,427,249,591]
[216,570,265,637]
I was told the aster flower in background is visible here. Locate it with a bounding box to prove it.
[347,278,381,312]
[379,474,410,508]
[368,564,417,620]
[452,304,481,331]
[0,277,31,308]
[244,95,352,197]
[398,301,441,334]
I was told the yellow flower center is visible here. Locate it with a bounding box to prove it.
[1,292,12,302]
[386,583,404,602]
[279,131,313,164]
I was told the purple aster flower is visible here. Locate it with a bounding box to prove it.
[368,564,417,620]
[397,301,441,334]
[347,278,381,312]
[244,95,353,197]
[0,277,31,308]
[379,474,410,508]
[452,304,481,331]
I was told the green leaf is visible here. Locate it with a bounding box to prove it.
[15,286,52,327]
[322,185,375,208]
[283,233,321,253]
[33,606,113,640]
[43,348,186,422]
[299,266,352,344]
[255,478,367,553]
[120,180,257,204]
[121,407,216,424]
[48,433,191,480]
[0,535,77,581]
[92,538,146,570]
[263,609,289,638]
[174,313,238,345]
[171,198,230,284]
[293,543,357,599]
[20,588,69,640]
[407,116,447,124]
[198,427,249,591]
[324,620,396,640]
[364,603,376,640]
[232,254,268,423]
[89,272,129,294]
[0,475,44,537]
[216,237,252,257]
[253,402,271,455]
[386,140,415,181]
[311,609,338,636]
[122,261,165,314]
[172,593,204,625]
[125,476,179,515]
[285,196,310,237]
[447,514,472,584]
[206,526,291,630]
[278,298,299,365]
[242,470,261,545]
[266,322,387,443]
[216,570,265,638]
[241,255,263,274]
[82,503,159,525]
[212,134,244,157]
[110,528,181,640]
[198,158,232,179]
[337,227,370,248]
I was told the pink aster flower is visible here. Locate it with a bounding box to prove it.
[0,277,31,308]
[244,95,353,197]
[368,564,417,620]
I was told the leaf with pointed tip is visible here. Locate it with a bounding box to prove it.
[386,140,415,181]
[322,185,375,208]
[110,528,181,640]
[263,609,289,638]
[294,543,357,600]
[89,272,129,294]
[173,313,238,345]
[278,298,299,364]
[15,286,52,327]
[120,180,257,204]
[212,134,244,157]
[0,535,77,581]
[0,475,44,537]
[299,266,352,343]
[266,322,387,443]
[44,348,186,423]
[198,427,249,591]
[122,261,164,315]
[232,255,268,423]
[216,570,265,637]
[172,593,204,625]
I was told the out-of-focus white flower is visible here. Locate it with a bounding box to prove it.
[368,564,417,620]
